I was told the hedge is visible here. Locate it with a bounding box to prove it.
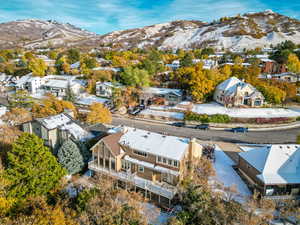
[184,111,231,123]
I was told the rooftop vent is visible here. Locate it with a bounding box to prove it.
[143,135,148,138]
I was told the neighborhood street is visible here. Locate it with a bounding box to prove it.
[112,117,299,144]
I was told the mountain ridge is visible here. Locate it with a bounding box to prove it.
[1,10,300,50]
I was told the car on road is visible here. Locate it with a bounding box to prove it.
[172,122,185,127]
[231,127,248,133]
[128,104,146,116]
[195,124,210,130]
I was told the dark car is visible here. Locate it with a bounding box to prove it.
[231,127,248,133]
[172,122,185,127]
[195,124,210,130]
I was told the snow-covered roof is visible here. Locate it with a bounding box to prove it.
[36,113,93,141]
[119,127,189,161]
[96,81,123,88]
[93,67,121,72]
[216,77,260,97]
[239,145,300,184]
[43,79,70,89]
[76,94,109,106]
[14,73,32,87]
[143,87,183,97]
[70,61,80,69]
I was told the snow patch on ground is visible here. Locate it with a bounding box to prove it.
[139,109,184,120]
[192,102,300,118]
[213,146,251,203]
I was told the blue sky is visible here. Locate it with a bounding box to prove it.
[0,0,299,34]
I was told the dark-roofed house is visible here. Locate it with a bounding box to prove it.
[237,145,300,198]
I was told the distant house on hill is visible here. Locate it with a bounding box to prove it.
[95,82,123,98]
[237,145,300,198]
[214,77,264,107]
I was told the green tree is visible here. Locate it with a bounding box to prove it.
[5,133,66,199]
[57,140,84,175]
[180,52,193,67]
[121,66,150,87]
[9,90,33,108]
[67,49,80,64]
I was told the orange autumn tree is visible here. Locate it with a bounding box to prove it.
[86,103,112,124]
[32,94,77,118]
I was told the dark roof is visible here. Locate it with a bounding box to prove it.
[102,132,123,156]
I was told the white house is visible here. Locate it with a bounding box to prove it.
[214,77,264,107]
[15,74,44,94]
[95,82,123,98]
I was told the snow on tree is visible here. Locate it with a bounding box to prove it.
[57,140,84,175]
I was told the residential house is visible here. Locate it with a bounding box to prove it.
[214,77,265,107]
[259,72,300,83]
[261,60,287,74]
[0,73,15,93]
[22,111,94,150]
[88,126,203,206]
[96,82,123,98]
[237,145,300,198]
[42,75,83,98]
[166,60,180,70]
[193,59,218,70]
[140,87,183,106]
[36,55,56,67]
[15,74,44,94]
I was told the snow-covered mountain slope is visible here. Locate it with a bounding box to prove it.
[0,19,95,49]
[0,10,300,50]
[92,10,300,50]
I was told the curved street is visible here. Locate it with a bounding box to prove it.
[112,117,299,144]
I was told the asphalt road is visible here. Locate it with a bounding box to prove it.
[112,117,299,144]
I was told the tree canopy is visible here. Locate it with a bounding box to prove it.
[5,133,66,199]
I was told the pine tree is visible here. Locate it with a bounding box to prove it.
[5,133,66,199]
[57,140,84,175]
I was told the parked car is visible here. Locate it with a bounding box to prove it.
[231,127,248,133]
[172,122,185,127]
[195,124,210,130]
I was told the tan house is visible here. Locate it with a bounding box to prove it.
[88,126,202,206]
[140,87,183,106]
[214,77,265,107]
[237,145,300,198]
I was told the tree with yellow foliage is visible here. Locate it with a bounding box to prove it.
[86,103,112,124]
[28,58,48,77]
[287,53,300,74]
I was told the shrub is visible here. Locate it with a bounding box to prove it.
[184,111,231,123]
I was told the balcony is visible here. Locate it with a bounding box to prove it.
[88,161,177,199]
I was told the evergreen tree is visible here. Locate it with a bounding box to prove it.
[180,53,193,67]
[5,133,66,199]
[57,140,84,175]
[65,84,76,102]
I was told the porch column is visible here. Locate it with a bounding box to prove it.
[97,149,100,167]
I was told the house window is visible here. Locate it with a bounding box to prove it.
[173,160,179,168]
[138,165,144,173]
[168,159,173,166]
[111,159,115,170]
[121,160,131,170]
[163,158,167,164]
[157,156,162,163]
[133,150,148,157]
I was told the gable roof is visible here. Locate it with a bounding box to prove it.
[102,132,124,156]
[239,145,300,184]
